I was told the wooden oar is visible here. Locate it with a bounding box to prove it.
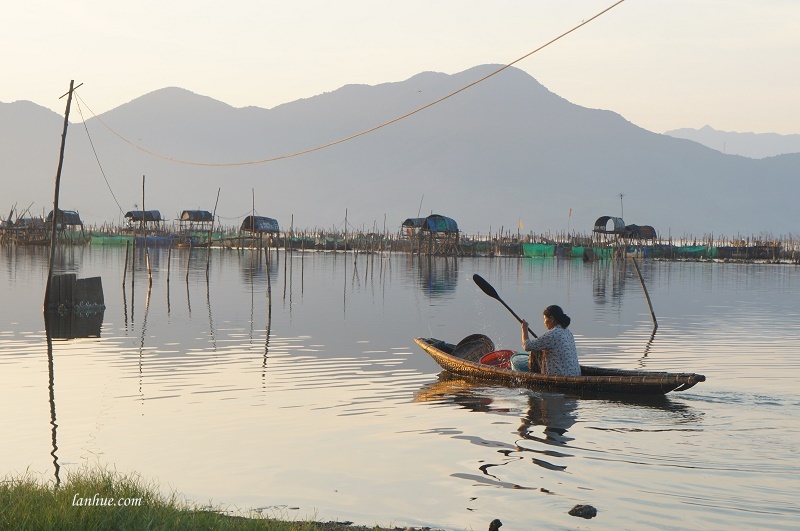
[472,274,537,338]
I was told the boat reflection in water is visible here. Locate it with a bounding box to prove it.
[414,374,699,486]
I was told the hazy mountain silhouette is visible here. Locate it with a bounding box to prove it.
[665,125,800,159]
[2,65,797,236]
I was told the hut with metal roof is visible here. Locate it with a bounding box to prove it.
[44,209,87,244]
[125,210,163,224]
[592,216,627,235]
[175,210,214,246]
[590,215,659,259]
[406,213,462,256]
[180,210,213,223]
[624,224,657,240]
[401,217,426,238]
[237,215,280,249]
[423,214,459,234]
[46,209,84,227]
[178,210,213,231]
[402,217,426,229]
[240,216,280,234]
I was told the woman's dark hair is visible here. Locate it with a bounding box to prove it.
[543,305,571,328]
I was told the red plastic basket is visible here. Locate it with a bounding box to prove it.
[479,350,514,369]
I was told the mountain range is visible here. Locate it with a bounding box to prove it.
[664,125,800,159]
[2,64,798,237]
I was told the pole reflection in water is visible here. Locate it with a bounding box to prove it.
[206,277,216,353]
[263,246,273,383]
[166,246,172,316]
[123,283,129,329]
[639,327,658,366]
[42,303,107,487]
[186,273,192,318]
[44,325,60,487]
[138,281,151,401]
[263,292,272,386]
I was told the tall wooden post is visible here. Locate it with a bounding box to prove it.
[44,80,76,311]
[206,188,220,277]
[142,175,152,284]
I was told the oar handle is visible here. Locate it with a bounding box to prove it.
[473,274,538,339]
[500,300,538,339]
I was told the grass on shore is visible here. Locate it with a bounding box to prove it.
[0,467,404,530]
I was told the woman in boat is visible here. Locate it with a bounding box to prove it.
[511,305,581,376]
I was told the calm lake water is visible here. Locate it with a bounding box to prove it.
[1,245,799,530]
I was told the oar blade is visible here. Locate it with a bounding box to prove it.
[473,273,538,339]
[472,274,499,299]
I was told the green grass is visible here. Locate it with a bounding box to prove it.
[0,468,394,530]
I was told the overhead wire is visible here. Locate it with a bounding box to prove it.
[74,96,126,214]
[76,0,625,168]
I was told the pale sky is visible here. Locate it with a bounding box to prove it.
[3,1,799,134]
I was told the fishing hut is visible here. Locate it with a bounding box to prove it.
[622,224,657,257]
[46,209,87,244]
[125,209,171,246]
[590,216,658,260]
[401,217,426,235]
[4,217,47,245]
[404,214,462,256]
[125,210,164,230]
[239,215,280,249]
[589,216,628,260]
[178,210,214,246]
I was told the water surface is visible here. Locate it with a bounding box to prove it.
[1,246,798,529]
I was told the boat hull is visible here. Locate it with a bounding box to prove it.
[415,337,705,395]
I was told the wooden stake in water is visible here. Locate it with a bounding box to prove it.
[44,80,77,310]
[185,242,192,282]
[142,175,152,285]
[123,240,130,286]
[167,241,172,284]
[206,188,220,278]
[632,257,657,328]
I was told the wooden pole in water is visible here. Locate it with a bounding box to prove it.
[123,240,130,286]
[265,240,272,299]
[132,237,136,290]
[185,242,192,282]
[206,188,220,278]
[44,80,77,310]
[632,257,657,328]
[142,175,152,285]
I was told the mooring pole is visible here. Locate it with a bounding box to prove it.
[206,188,220,278]
[44,80,78,311]
[632,257,658,328]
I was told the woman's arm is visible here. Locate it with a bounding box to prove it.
[521,319,530,347]
[521,319,540,372]
[523,328,559,352]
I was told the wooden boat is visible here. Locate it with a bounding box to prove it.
[415,337,706,396]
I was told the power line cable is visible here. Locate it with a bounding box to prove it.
[77,0,625,168]
[74,96,125,214]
